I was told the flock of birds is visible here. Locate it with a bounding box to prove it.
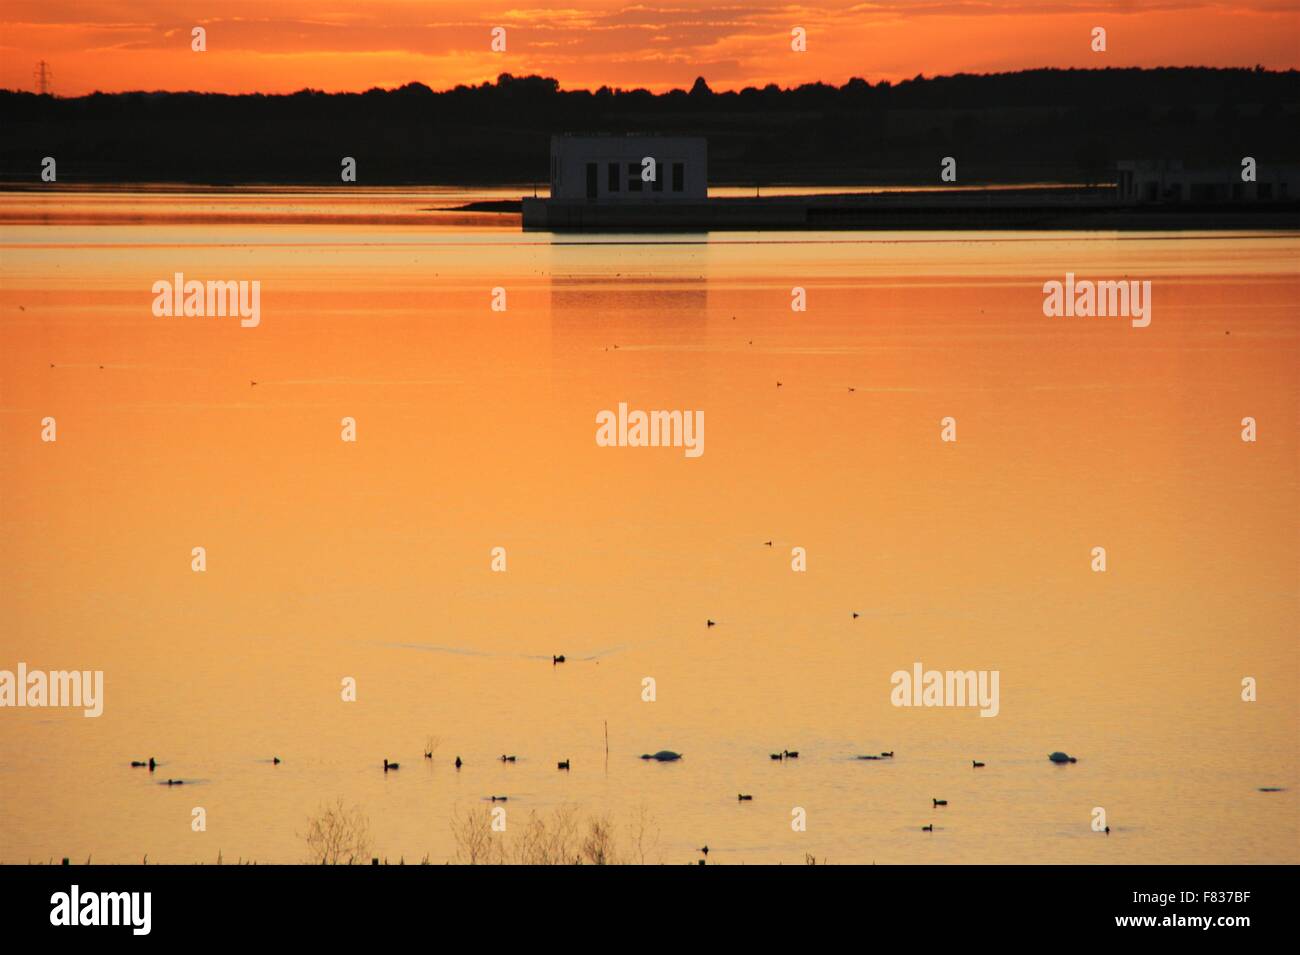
[129,743,1086,847]
[124,648,1090,856]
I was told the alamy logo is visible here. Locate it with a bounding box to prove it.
[890,662,1000,717]
[50,885,151,935]
[595,403,704,458]
[0,662,103,717]
[1042,272,1151,327]
[151,273,261,327]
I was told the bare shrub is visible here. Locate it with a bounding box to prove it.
[303,798,372,865]
[450,805,498,864]
[581,814,617,865]
[449,803,661,865]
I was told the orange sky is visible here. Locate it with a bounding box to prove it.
[1,1,1298,96]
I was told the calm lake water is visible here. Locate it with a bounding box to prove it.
[1,188,1296,864]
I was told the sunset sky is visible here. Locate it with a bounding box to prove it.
[1,1,1298,96]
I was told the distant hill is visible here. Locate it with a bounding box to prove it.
[2,68,1297,186]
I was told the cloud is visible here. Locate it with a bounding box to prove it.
[2,1,1296,94]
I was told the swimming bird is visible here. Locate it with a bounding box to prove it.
[972,760,985,768]
[1104,826,1111,834]
[166,779,184,786]
[489,795,508,802]
[383,759,400,771]
[250,380,257,386]
[130,760,147,768]
[1048,751,1077,764]
[706,619,716,628]
[921,824,933,832]
[880,751,893,758]
[852,611,860,619]
[272,756,281,765]
[933,799,947,807]
[454,756,462,769]
[639,751,682,762]
[424,750,433,759]
[857,754,881,760]
[738,794,753,801]
[776,381,783,388]
[499,755,517,763]
[698,846,709,856]
[148,758,156,772]
[557,759,570,770]
[552,654,566,664]
[770,753,783,760]
[763,540,773,547]
[783,750,799,759]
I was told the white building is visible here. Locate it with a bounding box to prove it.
[549,135,707,201]
[1116,159,1296,203]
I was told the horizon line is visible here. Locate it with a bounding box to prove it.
[5,64,1300,101]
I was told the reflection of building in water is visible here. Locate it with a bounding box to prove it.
[547,272,710,376]
[546,134,707,202]
[1116,159,1296,203]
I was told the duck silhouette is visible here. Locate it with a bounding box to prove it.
[383,759,400,771]
[552,654,566,665]
[738,794,753,801]
[454,756,462,769]
[933,798,947,807]
[770,753,783,760]
[272,757,281,765]
[557,759,570,770]
[499,755,517,763]
[972,760,985,768]
[783,750,799,759]
[880,751,893,758]
[922,824,933,832]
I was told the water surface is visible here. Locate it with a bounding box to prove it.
[1,189,1296,863]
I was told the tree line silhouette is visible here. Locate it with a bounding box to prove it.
[1,67,1296,185]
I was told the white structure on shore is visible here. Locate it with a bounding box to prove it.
[549,135,707,201]
[1116,159,1296,202]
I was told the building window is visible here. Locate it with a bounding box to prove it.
[673,162,685,192]
[627,162,643,192]
[1259,182,1273,200]
[608,163,619,193]
[652,158,664,192]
